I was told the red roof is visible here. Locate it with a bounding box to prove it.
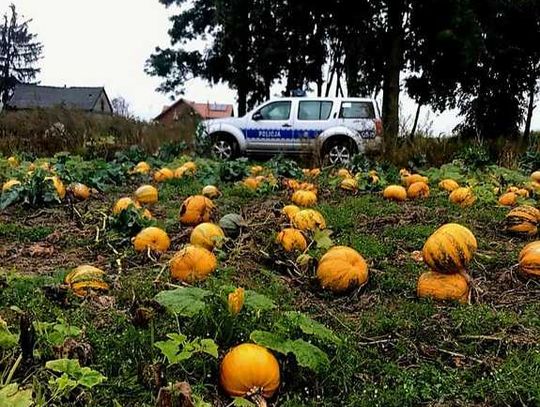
[154,99,234,121]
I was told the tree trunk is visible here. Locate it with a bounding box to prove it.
[382,0,404,144]
[524,79,537,142]
[237,84,247,117]
[409,102,422,139]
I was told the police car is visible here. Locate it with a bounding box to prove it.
[201,97,382,164]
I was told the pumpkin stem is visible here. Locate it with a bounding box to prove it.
[251,394,267,407]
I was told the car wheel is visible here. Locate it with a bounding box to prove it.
[324,139,356,165]
[211,135,238,160]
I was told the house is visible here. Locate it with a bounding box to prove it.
[154,99,234,125]
[7,84,113,114]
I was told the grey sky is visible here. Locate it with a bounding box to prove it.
[5,0,539,134]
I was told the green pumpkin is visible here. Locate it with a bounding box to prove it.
[219,214,246,238]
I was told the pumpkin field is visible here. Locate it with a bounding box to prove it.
[0,151,539,406]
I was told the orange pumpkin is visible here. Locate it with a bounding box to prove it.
[422,223,477,274]
[70,183,91,200]
[407,182,430,199]
[518,241,540,278]
[403,174,428,187]
[113,197,141,215]
[340,177,358,191]
[498,192,517,207]
[243,177,261,190]
[417,271,469,303]
[154,168,174,182]
[134,185,158,205]
[516,188,530,198]
[438,179,460,192]
[383,185,407,201]
[449,187,476,207]
[64,265,109,297]
[220,343,280,399]
[291,190,317,207]
[282,205,301,221]
[169,245,217,282]
[190,223,225,250]
[276,228,307,252]
[531,171,540,183]
[337,168,352,179]
[132,227,171,253]
[179,195,216,226]
[317,246,369,292]
[132,161,151,174]
[505,205,540,236]
[202,185,221,199]
[291,209,326,231]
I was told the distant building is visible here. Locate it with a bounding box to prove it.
[154,99,234,125]
[7,84,113,114]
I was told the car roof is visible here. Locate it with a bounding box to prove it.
[267,97,375,103]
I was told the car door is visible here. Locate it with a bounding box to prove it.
[243,100,294,153]
[295,100,334,152]
[337,101,377,139]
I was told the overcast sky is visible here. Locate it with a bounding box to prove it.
[4,0,539,134]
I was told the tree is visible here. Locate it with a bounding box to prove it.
[0,4,43,105]
[112,96,132,118]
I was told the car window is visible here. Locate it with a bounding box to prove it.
[339,102,375,119]
[298,101,333,120]
[256,101,291,120]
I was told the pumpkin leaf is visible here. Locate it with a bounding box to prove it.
[155,333,218,365]
[233,397,256,406]
[313,229,333,249]
[46,358,106,389]
[0,321,18,349]
[0,384,33,407]
[287,339,330,372]
[243,290,276,311]
[199,338,219,358]
[154,287,211,317]
[249,330,292,355]
[284,311,341,345]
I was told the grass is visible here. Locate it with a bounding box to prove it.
[0,156,539,406]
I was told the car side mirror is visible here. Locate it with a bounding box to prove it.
[252,112,262,121]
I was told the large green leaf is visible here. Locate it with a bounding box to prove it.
[45,359,106,389]
[0,384,33,407]
[284,311,341,345]
[155,333,218,365]
[250,330,329,373]
[243,290,276,311]
[154,287,212,317]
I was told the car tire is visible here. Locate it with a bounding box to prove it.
[323,138,357,166]
[211,134,238,160]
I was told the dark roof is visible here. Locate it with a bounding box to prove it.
[7,84,110,111]
[154,98,234,121]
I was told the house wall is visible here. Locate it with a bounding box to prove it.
[158,102,201,126]
[92,92,113,114]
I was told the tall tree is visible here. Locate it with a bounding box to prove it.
[0,4,43,105]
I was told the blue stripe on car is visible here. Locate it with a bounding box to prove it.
[241,128,324,140]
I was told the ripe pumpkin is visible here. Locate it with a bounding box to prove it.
[422,223,477,274]
[337,168,352,179]
[449,187,476,207]
[179,195,216,226]
[303,168,321,178]
[317,246,369,292]
[45,176,66,199]
[383,185,407,201]
[220,343,280,399]
[250,165,264,176]
[190,223,225,250]
[133,161,151,174]
[340,177,358,191]
[202,185,221,199]
[417,271,469,303]
[282,205,300,221]
[65,265,109,297]
[291,209,326,231]
[2,179,21,192]
[70,183,91,200]
[154,168,174,182]
[407,182,430,199]
[531,171,540,183]
[219,214,246,238]
[169,245,217,282]
[516,188,530,198]
[399,168,411,177]
[181,161,197,174]
[142,208,153,220]
[133,227,171,253]
[113,197,141,215]
[291,190,317,207]
[174,166,188,178]
[403,174,428,187]
[505,205,540,236]
[518,242,540,278]
[498,192,517,207]
[7,156,19,167]
[438,179,459,192]
[228,287,245,315]
[134,185,158,205]
[276,228,307,252]
[243,177,261,190]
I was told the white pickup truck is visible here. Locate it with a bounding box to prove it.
[201,97,382,165]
